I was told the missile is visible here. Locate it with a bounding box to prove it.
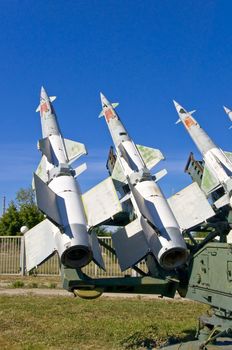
[99,93,188,271]
[24,87,104,271]
[174,101,232,208]
[223,106,232,129]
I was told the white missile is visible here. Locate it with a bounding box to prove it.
[174,101,232,208]
[99,93,188,271]
[24,87,105,271]
[223,106,232,129]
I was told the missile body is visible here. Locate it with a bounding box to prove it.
[174,101,232,208]
[25,87,104,271]
[100,93,188,271]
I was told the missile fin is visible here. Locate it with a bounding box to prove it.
[112,102,119,109]
[24,219,58,271]
[38,137,60,166]
[201,165,221,195]
[112,218,149,271]
[98,102,119,118]
[168,182,215,231]
[38,137,59,166]
[224,151,232,164]
[136,144,165,170]
[36,96,57,112]
[119,192,131,204]
[74,163,87,177]
[63,138,87,163]
[33,155,48,189]
[111,157,127,186]
[89,231,105,270]
[129,183,162,228]
[38,137,53,163]
[118,143,139,171]
[153,169,167,182]
[214,193,230,209]
[49,96,56,103]
[82,177,122,227]
[34,173,63,226]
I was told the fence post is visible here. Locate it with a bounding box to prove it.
[20,236,26,276]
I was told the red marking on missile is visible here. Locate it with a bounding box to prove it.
[105,108,115,122]
[41,102,49,114]
[184,116,195,128]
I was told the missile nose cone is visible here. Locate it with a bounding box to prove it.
[223,106,232,124]
[40,86,49,100]
[100,92,110,108]
[173,100,188,115]
[223,106,231,115]
[100,92,105,100]
[173,100,179,108]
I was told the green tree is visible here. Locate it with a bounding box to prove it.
[15,187,35,208]
[0,202,22,236]
[16,187,44,230]
[0,187,44,236]
[19,203,44,230]
[93,226,111,237]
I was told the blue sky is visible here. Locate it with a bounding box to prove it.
[0,0,232,211]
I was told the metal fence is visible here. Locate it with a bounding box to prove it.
[0,236,203,277]
[0,236,139,277]
[0,236,23,275]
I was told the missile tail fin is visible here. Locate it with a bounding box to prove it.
[136,144,165,170]
[112,218,149,271]
[24,219,58,272]
[33,173,63,226]
[89,231,105,270]
[129,182,159,228]
[63,138,87,163]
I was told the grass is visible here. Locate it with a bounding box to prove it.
[0,295,208,350]
[0,275,61,289]
[11,280,25,288]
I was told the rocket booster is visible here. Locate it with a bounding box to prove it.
[99,93,188,271]
[24,87,104,271]
[174,101,232,207]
